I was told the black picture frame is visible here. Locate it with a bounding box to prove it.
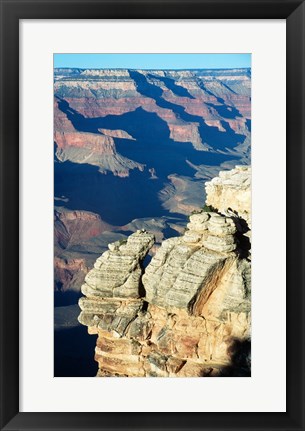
[1,1,304,430]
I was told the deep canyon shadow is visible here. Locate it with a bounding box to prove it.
[219,338,251,377]
[128,70,246,151]
[55,99,237,226]
[54,326,98,377]
[54,290,82,307]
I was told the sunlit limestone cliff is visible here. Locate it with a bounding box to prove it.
[78,166,251,377]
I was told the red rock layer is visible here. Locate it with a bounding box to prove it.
[54,99,117,156]
[54,130,115,155]
[54,208,111,250]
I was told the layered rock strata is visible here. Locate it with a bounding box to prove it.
[54,68,251,162]
[205,165,251,227]
[78,168,251,377]
[54,98,144,176]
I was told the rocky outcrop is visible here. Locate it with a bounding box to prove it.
[80,230,154,301]
[78,230,155,340]
[205,165,251,226]
[78,166,251,377]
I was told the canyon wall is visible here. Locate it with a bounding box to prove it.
[78,166,251,377]
[206,165,251,227]
[54,68,251,295]
[54,68,251,172]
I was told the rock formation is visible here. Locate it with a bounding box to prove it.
[78,166,251,377]
[54,68,251,301]
[205,165,251,226]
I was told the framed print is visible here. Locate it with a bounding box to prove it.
[1,1,304,430]
[54,52,253,381]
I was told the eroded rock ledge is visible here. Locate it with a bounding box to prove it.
[205,165,251,227]
[78,166,251,377]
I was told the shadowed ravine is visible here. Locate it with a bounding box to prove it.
[55,98,237,226]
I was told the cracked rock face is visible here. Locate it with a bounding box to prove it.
[78,166,251,377]
[143,212,240,312]
[205,165,251,227]
[80,230,154,299]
